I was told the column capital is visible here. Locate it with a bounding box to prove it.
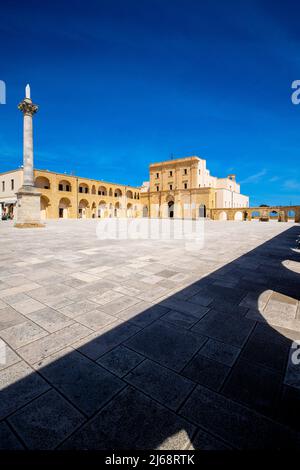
[18,98,38,116]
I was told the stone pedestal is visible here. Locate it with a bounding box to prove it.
[15,186,44,228]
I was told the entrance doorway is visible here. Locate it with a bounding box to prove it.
[168,201,174,218]
[199,204,206,218]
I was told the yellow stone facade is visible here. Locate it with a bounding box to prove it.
[34,170,142,220]
[2,156,299,222]
[140,156,248,219]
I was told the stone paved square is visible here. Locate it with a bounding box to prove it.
[0,219,300,449]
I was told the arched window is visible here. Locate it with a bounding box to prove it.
[58,180,72,192]
[114,188,122,197]
[78,183,89,194]
[59,197,71,218]
[98,186,107,196]
[35,176,50,189]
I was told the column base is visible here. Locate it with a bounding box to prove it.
[15,186,45,228]
[15,223,45,228]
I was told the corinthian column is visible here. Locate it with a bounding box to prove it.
[15,85,44,228]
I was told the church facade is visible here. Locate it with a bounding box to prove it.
[140,156,249,219]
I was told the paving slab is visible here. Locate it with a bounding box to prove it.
[0,421,24,449]
[0,307,27,331]
[8,388,85,449]
[17,323,93,364]
[75,309,117,331]
[75,321,140,360]
[0,361,50,419]
[24,307,74,333]
[60,386,196,450]
[0,341,22,371]
[125,321,207,372]
[188,429,231,450]
[197,338,241,367]
[11,297,46,315]
[179,385,300,449]
[125,359,195,411]
[192,309,255,348]
[161,309,202,329]
[97,345,144,377]
[0,320,48,349]
[35,349,125,416]
[222,358,282,417]
[59,300,99,318]
[182,352,231,391]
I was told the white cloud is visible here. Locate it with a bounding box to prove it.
[269,176,279,183]
[283,179,300,190]
[240,169,267,184]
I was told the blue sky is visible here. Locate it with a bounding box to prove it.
[0,0,299,206]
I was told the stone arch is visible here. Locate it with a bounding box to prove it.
[114,188,122,197]
[40,195,50,219]
[98,200,107,218]
[79,199,89,218]
[251,210,260,220]
[143,205,149,217]
[58,180,72,192]
[168,200,174,218]
[166,194,174,203]
[269,210,279,221]
[59,197,71,218]
[126,190,133,199]
[127,203,133,217]
[98,186,107,196]
[234,211,243,221]
[162,195,175,218]
[115,201,121,217]
[219,211,227,221]
[287,210,296,221]
[35,176,50,189]
[78,183,89,194]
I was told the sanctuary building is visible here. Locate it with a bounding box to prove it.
[0,156,249,220]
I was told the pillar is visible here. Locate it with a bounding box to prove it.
[278,210,288,222]
[15,85,44,228]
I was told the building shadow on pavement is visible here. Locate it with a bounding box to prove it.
[1,225,300,450]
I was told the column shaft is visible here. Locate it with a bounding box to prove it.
[23,113,34,186]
